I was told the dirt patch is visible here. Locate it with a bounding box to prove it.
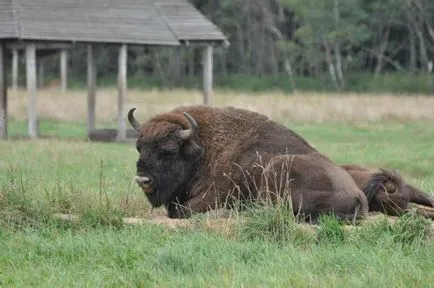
[53,208,434,239]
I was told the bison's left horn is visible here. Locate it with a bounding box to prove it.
[178,112,198,140]
[128,108,142,132]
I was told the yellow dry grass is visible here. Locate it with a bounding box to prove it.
[7,88,434,124]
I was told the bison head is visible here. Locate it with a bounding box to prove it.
[128,108,204,208]
[342,165,434,216]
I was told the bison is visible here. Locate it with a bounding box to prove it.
[127,105,432,221]
[341,164,434,217]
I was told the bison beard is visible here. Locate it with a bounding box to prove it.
[128,105,432,221]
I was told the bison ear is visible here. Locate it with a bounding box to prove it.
[408,184,434,207]
[182,140,204,158]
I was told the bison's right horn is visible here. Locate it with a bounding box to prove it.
[128,108,142,132]
[178,112,198,140]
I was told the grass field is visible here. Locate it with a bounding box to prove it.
[1,89,434,287]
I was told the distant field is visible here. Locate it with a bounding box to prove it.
[7,88,434,125]
[1,89,434,287]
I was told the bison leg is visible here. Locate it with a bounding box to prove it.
[261,153,369,222]
[166,187,221,219]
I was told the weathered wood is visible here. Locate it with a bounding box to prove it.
[12,49,18,90]
[60,49,68,92]
[8,42,73,51]
[26,43,38,138]
[87,44,96,133]
[154,3,227,42]
[2,2,227,46]
[202,44,213,105]
[0,43,7,139]
[38,58,44,88]
[116,44,127,141]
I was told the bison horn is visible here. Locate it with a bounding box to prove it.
[178,112,198,140]
[128,108,142,132]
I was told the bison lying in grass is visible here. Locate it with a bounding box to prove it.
[341,164,433,217]
[128,106,433,222]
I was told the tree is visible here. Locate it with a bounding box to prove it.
[281,0,369,90]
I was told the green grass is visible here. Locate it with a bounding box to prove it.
[8,120,87,139]
[1,220,432,287]
[1,120,434,287]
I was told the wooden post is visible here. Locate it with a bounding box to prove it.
[116,44,127,141]
[38,58,44,88]
[26,43,38,138]
[203,44,213,105]
[87,44,96,134]
[0,43,7,139]
[60,49,68,92]
[12,49,19,91]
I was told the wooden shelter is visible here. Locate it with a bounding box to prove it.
[0,0,227,140]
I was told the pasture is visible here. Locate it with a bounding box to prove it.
[1,89,434,287]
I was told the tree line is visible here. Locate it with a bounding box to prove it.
[32,0,434,93]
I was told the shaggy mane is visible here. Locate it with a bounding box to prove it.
[362,169,403,203]
[140,113,189,140]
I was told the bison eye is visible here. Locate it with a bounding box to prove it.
[384,182,396,193]
[159,148,178,158]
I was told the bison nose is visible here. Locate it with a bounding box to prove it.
[135,175,153,186]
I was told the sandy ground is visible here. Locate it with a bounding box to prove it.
[54,204,434,238]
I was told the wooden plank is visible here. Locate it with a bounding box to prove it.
[60,49,68,92]
[13,1,180,46]
[8,42,73,51]
[0,1,18,38]
[202,44,213,105]
[116,44,127,141]
[26,43,38,138]
[12,49,19,91]
[0,43,7,139]
[87,44,96,133]
[154,3,226,42]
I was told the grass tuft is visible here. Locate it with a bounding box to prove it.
[0,167,53,230]
[389,213,432,245]
[316,214,346,245]
[80,206,125,229]
[238,201,315,245]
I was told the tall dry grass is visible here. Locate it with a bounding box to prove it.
[7,88,434,124]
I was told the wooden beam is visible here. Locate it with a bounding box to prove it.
[60,49,68,92]
[26,43,38,138]
[87,44,96,133]
[0,43,7,139]
[116,44,127,141]
[12,49,19,91]
[202,44,213,105]
[8,42,73,51]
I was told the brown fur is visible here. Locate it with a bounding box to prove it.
[262,153,368,221]
[132,105,369,220]
[341,164,434,216]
